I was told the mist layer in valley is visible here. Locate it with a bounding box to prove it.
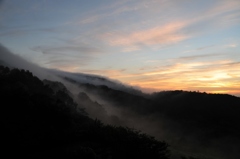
[1,44,240,159]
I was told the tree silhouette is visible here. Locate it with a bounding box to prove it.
[0,65,170,159]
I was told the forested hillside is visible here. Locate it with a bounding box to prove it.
[0,65,169,159]
[63,77,240,159]
[73,79,240,140]
[1,64,239,159]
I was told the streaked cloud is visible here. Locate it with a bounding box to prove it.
[31,44,102,69]
[83,59,240,95]
[32,45,101,55]
[78,14,103,25]
[129,60,240,94]
[173,53,222,61]
[79,69,127,76]
[102,21,189,51]
[184,0,240,28]
[95,0,239,52]
[0,0,240,96]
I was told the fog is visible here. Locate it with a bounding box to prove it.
[1,44,240,159]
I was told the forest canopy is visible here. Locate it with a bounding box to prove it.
[0,65,170,159]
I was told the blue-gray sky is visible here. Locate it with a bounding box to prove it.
[0,0,240,95]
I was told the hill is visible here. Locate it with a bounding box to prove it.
[1,44,240,159]
[62,77,240,159]
[0,65,169,159]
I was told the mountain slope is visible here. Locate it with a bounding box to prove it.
[0,44,144,96]
[62,77,240,159]
[1,44,240,159]
[0,65,170,159]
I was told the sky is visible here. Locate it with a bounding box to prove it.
[0,0,240,96]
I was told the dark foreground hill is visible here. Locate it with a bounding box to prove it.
[1,44,239,159]
[63,77,240,159]
[73,80,240,139]
[0,65,169,159]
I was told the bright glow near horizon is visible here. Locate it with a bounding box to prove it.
[0,0,240,96]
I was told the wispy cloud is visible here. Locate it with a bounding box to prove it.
[79,69,127,76]
[207,0,240,20]
[196,45,215,51]
[226,44,238,48]
[129,60,240,94]
[75,0,147,25]
[186,0,240,30]
[31,44,102,70]
[97,0,239,51]
[174,53,222,61]
[85,59,240,95]
[66,0,240,53]
[102,21,189,51]
[78,14,103,24]
[32,45,101,55]
[1,0,239,96]
[183,45,216,53]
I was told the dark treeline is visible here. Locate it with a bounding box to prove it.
[0,65,169,159]
[1,64,240,159]
[78,81,240,138]
[65,78,240,159]
[1,44,239,159]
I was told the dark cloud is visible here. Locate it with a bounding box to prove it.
[176,53,222,61]
[42,57,95,69]
[196,44,215,50]
[32,45,101,55]
[43,58,88,65]
[223,61,240,66]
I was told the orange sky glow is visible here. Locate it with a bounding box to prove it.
[0,0,240,96]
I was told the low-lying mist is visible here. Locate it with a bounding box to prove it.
[66,80,240,159]
[1,44,240,159]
